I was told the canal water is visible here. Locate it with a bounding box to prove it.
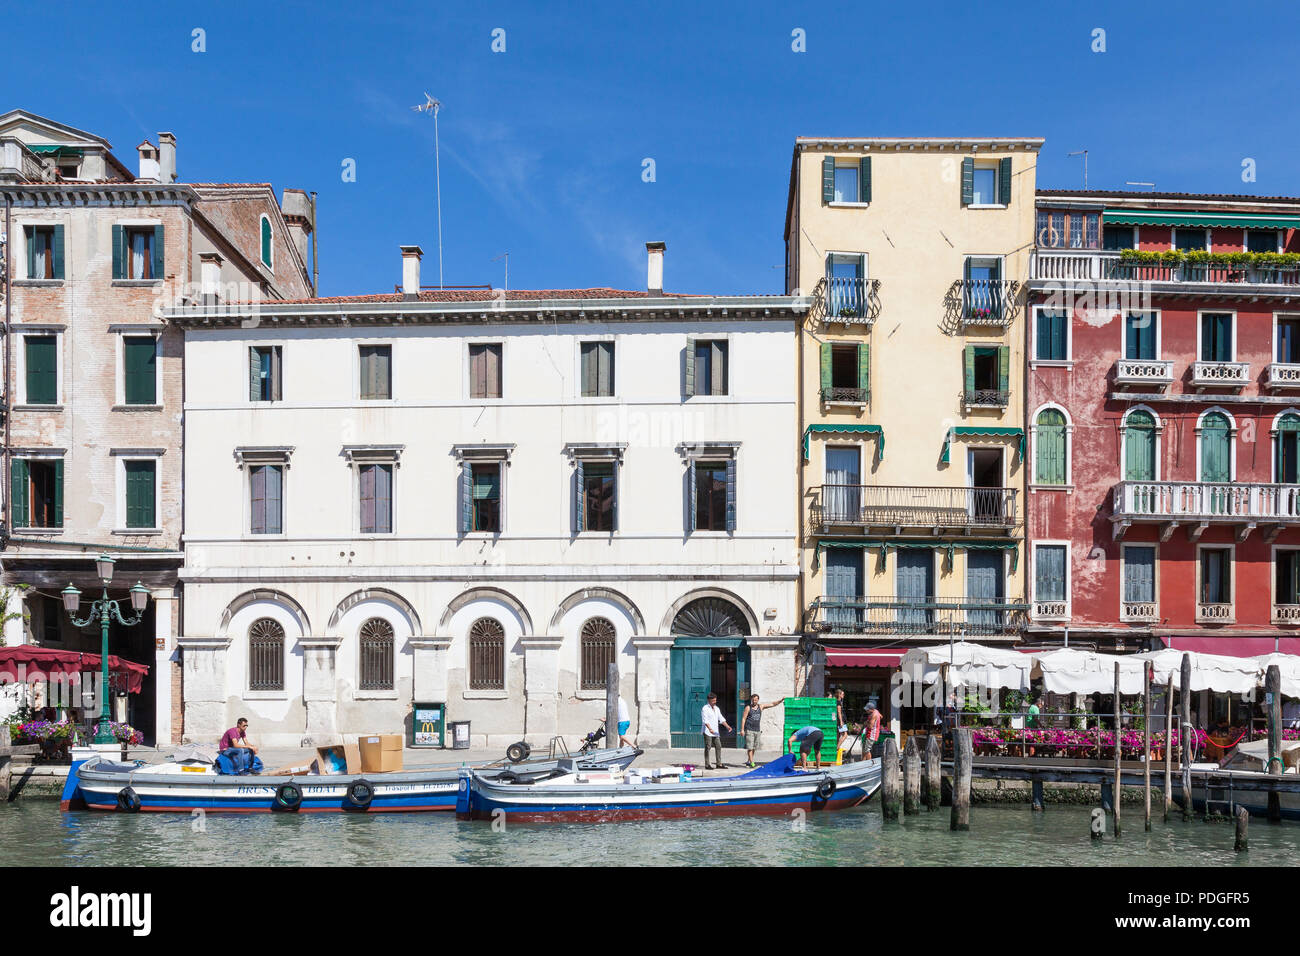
[2,798,1298,866]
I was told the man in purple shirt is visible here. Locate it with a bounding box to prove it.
[220,717,257,755]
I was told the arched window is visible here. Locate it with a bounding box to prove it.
[1034,408,1066,485]
[260,215,273,269]
[671,597,750,637]
[1199,411,1232,482]
[468,617,505,689]
[579,617,617,689]
[1277,413,1300,483]
[1124,409,1156,480]
[358,617,394,690]
[249,617,285,691]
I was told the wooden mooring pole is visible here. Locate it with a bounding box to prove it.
[881,736,901,821]
[1235,806,1249,852]
[1267,663,1282,822]
[1180,653,1192,820]
[923,735,941,811]
[1143,662,1152,832]
[903,736,921,815]
[605,663,619,750]
[1113,661,1122,838]
[951,727,972,832]
[1164,674,1173,823]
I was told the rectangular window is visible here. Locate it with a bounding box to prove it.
[971,166,997,205]
[1034,545,1067,603]
[833,165,858,203]
[11,458,63,529]
[41,595,62,644]
[1277,551,1300,606]
[124,460,157,529]
[126,227,155,279]
[359,344,392,400]
[24,335,57,405]
[1278,317,1300,364]
[24,225,61,279]
[1248,229,1279,254]
[358,463,393,534]
[1123,545,1156,604]
[1201,313,1233,362]
[471,462,501,532]
[580,341,615,397]
[971,346,999,390]
[582,461,616,532]
[1200,548,1231,605]
[1102,225,1133,251]
[469,343,503,399]
[1036,309,1068,361]
[1175,228,1208,252]
[123,335,157,405]
[249,346,282,402]
[249,464,283,535]
[829,344,860,390]
[1125,312,1157,360]
[693,461,728,531]
[692,340,729,396]
[825,253,866,318]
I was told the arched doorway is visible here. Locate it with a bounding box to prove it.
[668,596,752,748]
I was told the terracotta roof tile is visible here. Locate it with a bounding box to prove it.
[1037,188,1300,204]
[262,288,705,305]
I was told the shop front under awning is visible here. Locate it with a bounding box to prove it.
[824,647,905,668]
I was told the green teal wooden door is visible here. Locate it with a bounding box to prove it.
[670,646,712,748]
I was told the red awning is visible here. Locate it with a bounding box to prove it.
[0,645,150,694]
[825,648,905,668]
[1158,636,1300,658]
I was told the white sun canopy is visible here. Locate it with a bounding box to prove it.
[1131,648,1260,695]
[1031,648,1148,696]
[1252,653,1300,700]
[898,641,1031,691]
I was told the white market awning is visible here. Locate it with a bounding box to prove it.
[899,641,1031,691]
[1031,648,1147,696]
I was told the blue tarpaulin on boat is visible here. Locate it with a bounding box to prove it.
[736,754,801,778]
[215,749,263,776]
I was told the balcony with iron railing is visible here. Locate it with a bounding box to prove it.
[809,484,1019,535]
[962,388,1010,410]
[1031,249,1300,290]
[947,278,1020,329]
[813,276,881,326]
[807,595,1029,637]
[820,386,869,406]
[1111,480,1300,541]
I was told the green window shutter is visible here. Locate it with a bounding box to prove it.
[125,460,156,529]
[822,157,835,204]
[24,226,35,278]
[574,459,585,533]
[687,462,697,533]
[611,464,619,533]
[1035,410,1066,485]
[684,337,697,397]
[963,346,975,394]
[460,461,473,533]
[53,459,63,527]
[1125,412,1155,481]
[857,343,870,394]
[11,459,28,528]
[819,343,832,392]
[725,459,737,533]
[1200,414,1231,482]
[112,224,124,279]
[261,217,272,268]
[152,224,165,281]
[25,336,57,405]
[998,346,1009,393]
[998,157,1012,203]
[858,157,871,203]
[961,158,974,206]
[124,337,157,404]
[51,224,64,279]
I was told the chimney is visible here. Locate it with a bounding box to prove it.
[401,245,423,299]
[158,132,177,184]
[136,141,159,182]
[646,241,666,295]
[200,252,223,304]
[281,188,314,263]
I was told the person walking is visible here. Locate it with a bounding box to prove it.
[834,688,849,750]
[740,693,785,768]
[863,702,882,760]
[701,692,733,770]
[617,695,634,747]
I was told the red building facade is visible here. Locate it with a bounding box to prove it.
[1025,189,1300,657]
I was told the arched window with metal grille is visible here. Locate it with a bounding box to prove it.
[579,617,617,689]
[468,617,505,690]
[249,617,285,691]
[359,617,395,690]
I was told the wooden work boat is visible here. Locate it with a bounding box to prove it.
[1189,739,1300,820]
[61,746,642,813]
[455,753,881,822]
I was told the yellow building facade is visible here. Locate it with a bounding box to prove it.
[785,137,1043,725]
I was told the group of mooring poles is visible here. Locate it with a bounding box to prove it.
[874,653,1286,852]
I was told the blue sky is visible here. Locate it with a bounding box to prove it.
[6,0,1299,296]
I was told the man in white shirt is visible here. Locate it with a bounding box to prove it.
[700,692,733,770]
[617,695,633,747]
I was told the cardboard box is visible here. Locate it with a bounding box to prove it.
[358,734,403,773]
[315,741,363,775]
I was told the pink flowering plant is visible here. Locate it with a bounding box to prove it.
[92,721,144,745]
[11,718,80,759]
[970,726,1209,759]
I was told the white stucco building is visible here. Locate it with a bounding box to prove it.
[169,245,807,748]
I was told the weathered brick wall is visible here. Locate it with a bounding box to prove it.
[192,191,312,299]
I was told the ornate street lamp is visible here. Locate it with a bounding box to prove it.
[63,556,150,745]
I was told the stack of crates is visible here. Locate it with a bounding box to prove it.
[782,697,842,765]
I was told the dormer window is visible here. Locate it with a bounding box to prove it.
[260,215,273,270]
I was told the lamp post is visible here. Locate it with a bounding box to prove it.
[62,555,150,745]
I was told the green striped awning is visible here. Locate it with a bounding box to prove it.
[802,424,884,461]
[1104,209,1300,230]
[941,426,1024,465]
[27,145,84,157]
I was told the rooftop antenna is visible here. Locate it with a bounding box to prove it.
[1067,149,1088,189]
[491,252,508,294]
[1125,181,1156,192]
[411,92,445,289]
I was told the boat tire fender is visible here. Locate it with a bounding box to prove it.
[506,741,531,763]
[817,777,837,801]
[346,779,375,810]
[116,786,141,813]
[275,782,304,811]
